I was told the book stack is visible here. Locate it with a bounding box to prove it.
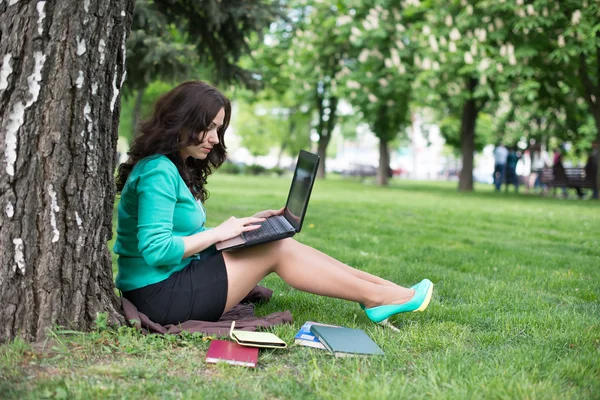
[205,320,385,367]
[295,321,384,357]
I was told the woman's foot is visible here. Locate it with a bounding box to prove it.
[359,286,415,310]
[364,279,434,323]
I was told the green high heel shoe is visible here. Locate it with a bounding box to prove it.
[364,279,434,324]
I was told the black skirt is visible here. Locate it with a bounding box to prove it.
[122,252,229,325]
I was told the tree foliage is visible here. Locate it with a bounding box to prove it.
[337,0,422,185]
[124,0,197,94]
[153,0,285,87]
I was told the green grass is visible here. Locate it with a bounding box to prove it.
[2,175,599,399]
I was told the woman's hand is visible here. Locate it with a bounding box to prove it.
[252,207,285,219]
[213,216,265,242]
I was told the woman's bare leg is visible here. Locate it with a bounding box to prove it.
[290,240,402,288]
[221,238,414,314]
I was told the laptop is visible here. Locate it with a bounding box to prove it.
[215,150,319,251]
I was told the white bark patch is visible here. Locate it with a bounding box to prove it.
[48,184,60,243]
[77,37,86,56]
[120,32,127,88]
[75,211,82,227]
[13,238,25,275]
[110,31,128,112]
[27,51,46,107]
[4,102,24,176]
[84,102,94,148]
[83,0,89,24]
[9,0,19,5]
[4,52,45,176]
[92,82,98,95]
[110,71,119,112]
[76,70,84,88]
[0,54,13,92]
[98,39,106,64]
[5,201,14,218]
[36,1,46,35]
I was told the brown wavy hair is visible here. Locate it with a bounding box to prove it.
[116,81,230,201]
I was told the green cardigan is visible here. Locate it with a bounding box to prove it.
[114,155,210,291]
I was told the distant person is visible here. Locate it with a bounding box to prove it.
[552,148,568,197]
[505,146,521,192]
[553,147,585,199]
[493,142,509,192]
[113,80,433,329]
[585,140,599,200]
[552,147,563,166]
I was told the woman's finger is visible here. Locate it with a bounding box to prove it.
[242,217,265,224]
[243,224,262,231]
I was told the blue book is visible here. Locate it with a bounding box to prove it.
[309,325,384,357]
[294,321,340,349]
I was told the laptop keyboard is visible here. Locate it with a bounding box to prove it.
[243,216,292,241]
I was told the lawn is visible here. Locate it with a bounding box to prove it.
[2,174,599,399]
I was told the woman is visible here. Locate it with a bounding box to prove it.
[114,81,433,328]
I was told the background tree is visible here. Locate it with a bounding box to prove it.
[278,1,353,178]
[235,9,314,166]
[548,1,600,142]
[232,97,311,163]
[519,0,600,144]
[339,1,418,185]
[412,0,519,191]
[0,0,134,342]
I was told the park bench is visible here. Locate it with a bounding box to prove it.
[341,163,377,178]
[540,166,595,196]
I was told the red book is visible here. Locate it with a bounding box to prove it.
[205,340,259,368]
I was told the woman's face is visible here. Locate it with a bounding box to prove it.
[180,107,225,160]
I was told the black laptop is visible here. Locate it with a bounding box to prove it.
[215,150,319,251]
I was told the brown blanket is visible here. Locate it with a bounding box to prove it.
[122,285,293,336]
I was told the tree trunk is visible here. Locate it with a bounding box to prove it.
[276,142,286,168]
[0,0,134,342]
[377,138,390,186]
[458,78,479,192]
[316,136,330,179]
[314,85,337,179]
[131,87,145,138]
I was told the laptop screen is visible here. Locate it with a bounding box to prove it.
[284,151,319,232]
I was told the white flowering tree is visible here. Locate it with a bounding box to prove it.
[526,1,600,142]
[412,0,599,190]
[487,1,598,155]
[276,1,356,178]
[338,1,419,185]
[411,0,522,191]
[237,6,316,166]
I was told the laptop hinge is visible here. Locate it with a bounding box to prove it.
[279,215,296,232]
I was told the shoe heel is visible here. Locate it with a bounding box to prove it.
[379,319,401,332]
